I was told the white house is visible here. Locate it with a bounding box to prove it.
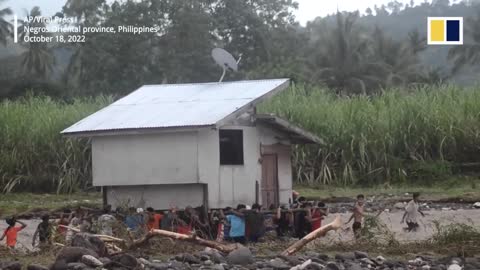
[62,79,322,210]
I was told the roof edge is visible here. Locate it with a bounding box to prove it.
[215,79,290,127]
[255,113,324,145]
[62,125,216,138]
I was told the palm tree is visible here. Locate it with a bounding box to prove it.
[370,27,425,87]
[63,0,105,22]
[448,9,480,73]
[307,12,385,95]
[0,0,12,46]
[17,7,55,78]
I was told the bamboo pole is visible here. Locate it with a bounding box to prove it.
[281,215,343,256]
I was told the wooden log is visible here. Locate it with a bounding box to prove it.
[58,225,125,243]
[281,215,343,256]
[106,243,123,252]
[95,235,126,243]
[130,229,237,254]
[59,225,80,232]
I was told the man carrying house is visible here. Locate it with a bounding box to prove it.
[245,203,265,242]
[225,204,247,244]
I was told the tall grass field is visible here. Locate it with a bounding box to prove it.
[0,96,111,193]
[1,85,480,193]
[260,85,480,186]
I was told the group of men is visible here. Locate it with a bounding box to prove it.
[1,192,425,249]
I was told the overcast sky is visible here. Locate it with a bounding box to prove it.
[6,0,431,25]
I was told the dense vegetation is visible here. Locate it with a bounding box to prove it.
[262,85,480,186]
[0,96,110,193]
[0,0,479,98]
[1,86,480,193]
[1,0,480,192]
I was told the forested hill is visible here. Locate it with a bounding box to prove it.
[308,1,480,85]
[0,0,479,99]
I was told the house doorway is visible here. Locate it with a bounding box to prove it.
[261,154,279,207]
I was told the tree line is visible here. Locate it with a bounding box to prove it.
[0,0,479,99]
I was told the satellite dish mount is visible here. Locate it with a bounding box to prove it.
[212,48,242,82]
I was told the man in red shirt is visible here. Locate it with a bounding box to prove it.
[1,217,27,248]
[146,207,163,230]
[311,202,328,231]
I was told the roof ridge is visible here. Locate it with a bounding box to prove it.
[141,78,289,88]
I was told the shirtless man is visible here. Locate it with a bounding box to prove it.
[401,192,425,232]
[345,194,365,239]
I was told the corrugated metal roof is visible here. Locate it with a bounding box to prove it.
[256,114,324,145]
[62,79,289,135]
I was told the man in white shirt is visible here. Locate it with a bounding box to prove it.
[401,192,425,232]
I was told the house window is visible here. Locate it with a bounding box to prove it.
[219,129,244,165]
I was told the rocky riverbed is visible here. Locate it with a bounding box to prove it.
[1,202,479,270]
[1,243,480,270]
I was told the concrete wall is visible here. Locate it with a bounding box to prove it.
[198,126,261,208]
[92,123,293,209]
[106,184,205,210]
[92,132,198,186]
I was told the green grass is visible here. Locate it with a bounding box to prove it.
[3,85,480,193]
[295,177,480,201]
[0,192,102,217]
[0,95,111,193]
[260,85,480,186]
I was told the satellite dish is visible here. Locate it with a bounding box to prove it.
[212,48,241,82]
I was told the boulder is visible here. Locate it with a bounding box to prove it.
[81,255,103,268]
[334,253,355,261]
[0,261,22,270]
[325,262,340,270]
[109,254,138,269]
[317,254,330,261]
[226,247,254,266]
[175,254,201,264]
[354,251,368,259]
[267,258,289,270]
[150,263,169,270]
[375,256,386,265]
[98,258,112,265]
[304,263,324,270]
[430,266,447,270]
[344,262,362,270]
[277,255,301,266]
[137,258,151,267]
[50,259,68,270]
[473,202,480,209]
[447,264,462,270]
[290,259,322,270]
[210,264,225,270]
[71,233,108,257]
[56,247,99,264]
[27,264,49,270]
[359,258,375,265]
[66,262,89,270]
